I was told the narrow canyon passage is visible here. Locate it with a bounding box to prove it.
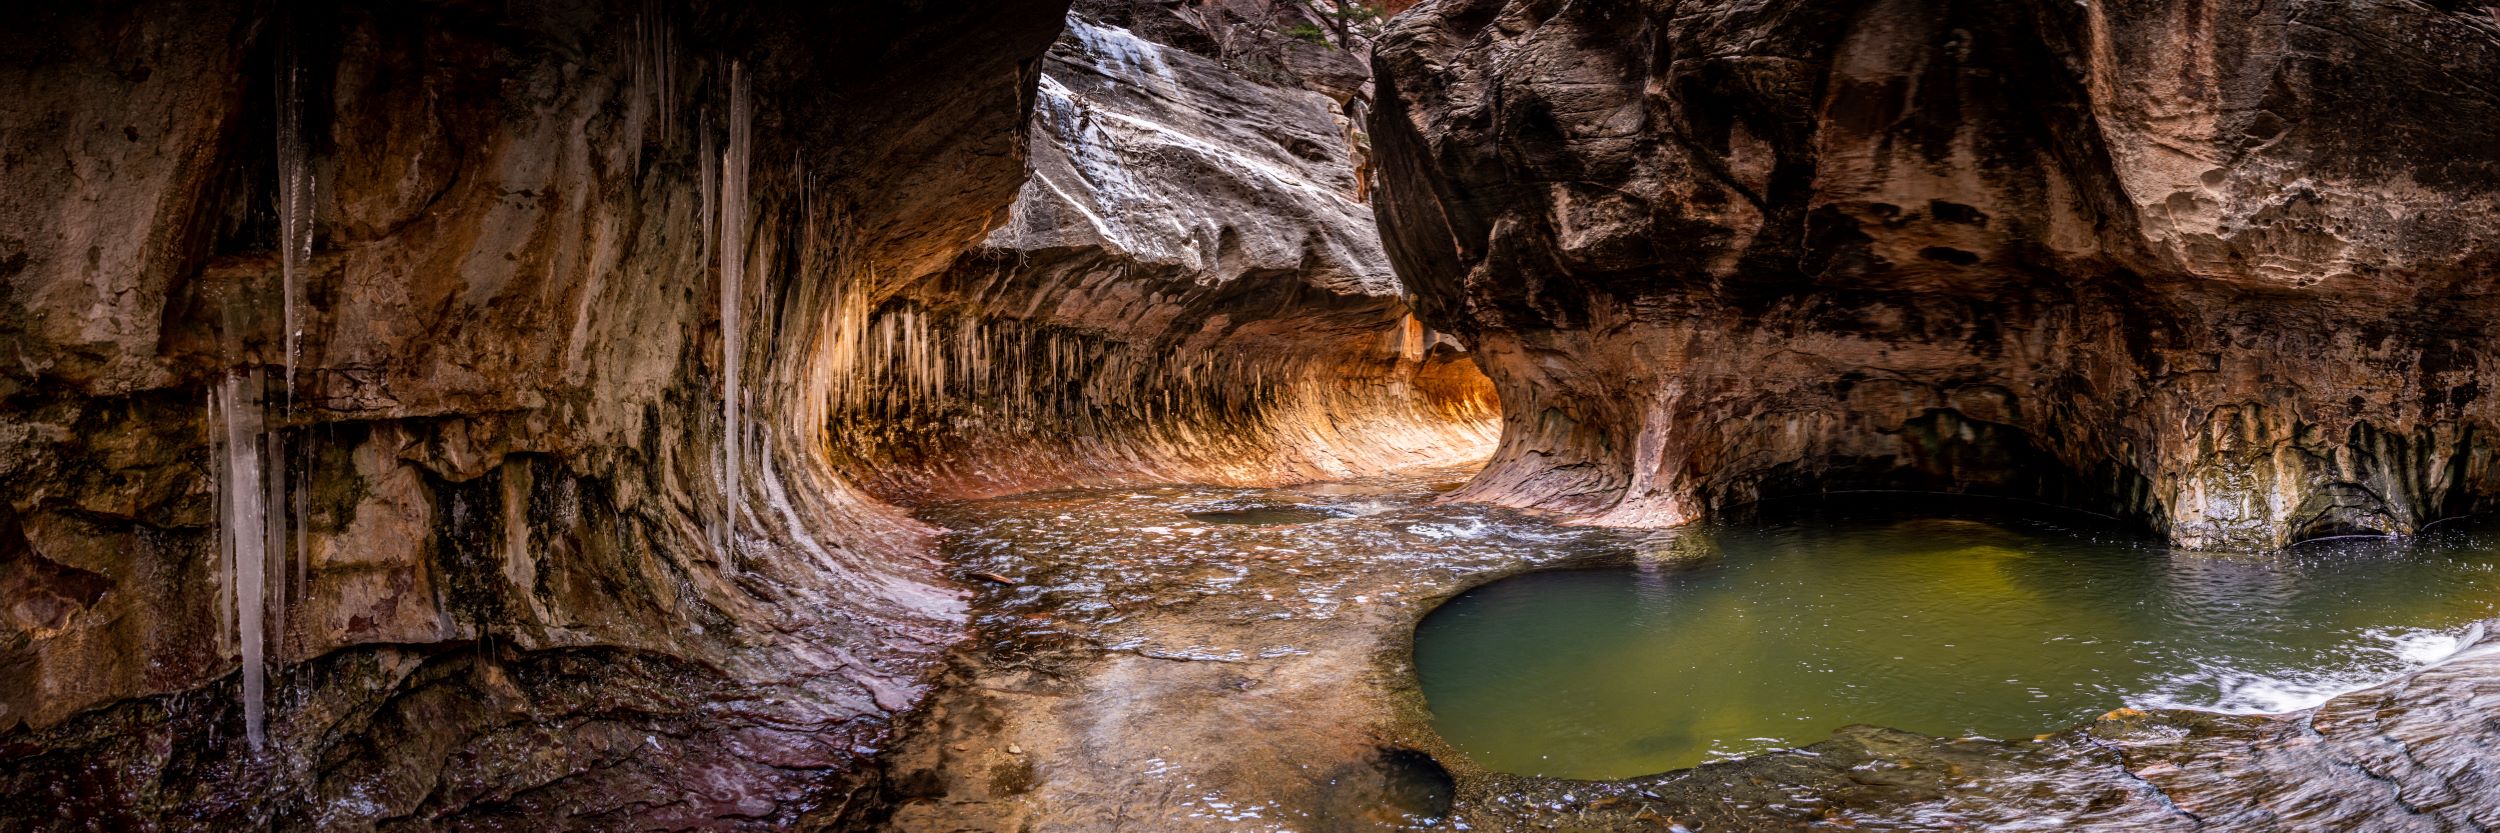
[6,0,2500,831]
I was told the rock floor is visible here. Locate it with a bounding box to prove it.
[872,468,2500,832]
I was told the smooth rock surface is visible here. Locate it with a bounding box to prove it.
[0,2,1069,828]
[0,3,1499,828]
[824,17,1498,504]
[1370,0,2500,550]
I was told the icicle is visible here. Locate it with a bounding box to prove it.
[208,393,233,654]
[274,30,311,401]
[293,464,308,611]
[624,19,650,175]
[700,110,717,260]
[212,371,270,752]
[262,428,287,664]
[716,61,751,566]
[651,0,675,138]
[625,0,678,175]
[271,16,314,656]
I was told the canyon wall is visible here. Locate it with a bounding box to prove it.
[0,1,1068,828]
[1372,0,2500,549]
[0,1,1491,828]
[824,17,1497,505]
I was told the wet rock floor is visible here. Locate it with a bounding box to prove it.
[871,467,2500,832]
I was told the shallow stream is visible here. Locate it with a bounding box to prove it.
[901,472,2500,829]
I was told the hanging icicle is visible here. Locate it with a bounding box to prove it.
[274,27,311,401]
[270,13,318,661]
[625,0,677,175]
[716,61,752,567]
[210,370,273,752]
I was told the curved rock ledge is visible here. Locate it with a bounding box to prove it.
[1370,0,2500,550]
[823,18,1498,505]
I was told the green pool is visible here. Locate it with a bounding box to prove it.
[1413,512,2500,780]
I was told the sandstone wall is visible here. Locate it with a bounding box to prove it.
[824,18,1498,505]
[0,2,1496,827]
[0,2,1067,828]
[1371,0,2500,549]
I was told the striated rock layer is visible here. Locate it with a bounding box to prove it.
[823,18,1498,505]
[1371,0,2500,549]
[0,1,1070,828]
[0,2,1493,828]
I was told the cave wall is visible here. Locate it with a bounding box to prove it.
[0,1,1069,829]
[823,17,1498,505]
[1370,0,2500,549]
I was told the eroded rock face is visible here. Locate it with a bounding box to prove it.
[1370,0,2500,549]
[0,1,1497,826]
[823,17,1498,504]
[0,1,1068,828]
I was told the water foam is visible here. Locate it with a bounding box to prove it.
[2135,620,2493,714]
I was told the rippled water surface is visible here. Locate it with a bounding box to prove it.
[1414,511,2500,780]
[922,467,1602,668]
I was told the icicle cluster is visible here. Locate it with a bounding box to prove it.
[623,0,676,175]
[203,18,322,754]
[207,370,295,753]
[826,301,1292,432]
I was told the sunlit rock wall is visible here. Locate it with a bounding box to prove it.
[823,18,1499,504]
[1371,0,2500,549]
[0,1,1067,829]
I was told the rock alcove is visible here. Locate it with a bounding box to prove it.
[1371,0,2500,551]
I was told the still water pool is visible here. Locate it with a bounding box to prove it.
[1413,512,2500,780]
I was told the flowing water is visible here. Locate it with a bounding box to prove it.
[918,470,2500,827]
[1414,507,2500,780]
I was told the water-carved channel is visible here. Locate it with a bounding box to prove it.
[880,472,2500,829]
